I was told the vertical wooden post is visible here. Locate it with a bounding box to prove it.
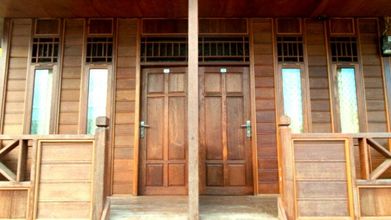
[358,138,370,179]
[278,116,295,220]
[93,116,109,220]
[188,0,199,219]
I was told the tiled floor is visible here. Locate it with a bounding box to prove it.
[110,195,278,220]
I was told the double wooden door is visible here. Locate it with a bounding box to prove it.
[139,67,253,195]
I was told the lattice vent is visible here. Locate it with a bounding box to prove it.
[31,38,60,63]
[277,36,304,63]
[86,37,113,63]
[330,37,358,63]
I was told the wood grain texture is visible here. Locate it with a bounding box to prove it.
[251,19,279,194]
[58,19,84,134]
[2,19,32,135]
[112,19,138,195]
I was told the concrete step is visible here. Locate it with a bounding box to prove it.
[109,195,278,220]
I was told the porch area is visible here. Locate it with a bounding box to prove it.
[108,196,278,220]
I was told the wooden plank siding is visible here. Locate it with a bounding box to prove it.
[305,19,333,133]
[2,19,32,135]
[58,19,84,134]
[112,19,138,195]
[0,17,390,197]
[251,19,279,194]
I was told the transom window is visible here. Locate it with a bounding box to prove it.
[140,36,249,63]
[86,37,113,63]
[31,38,60,63]
[330,37,358,63]
[277,36,304,63]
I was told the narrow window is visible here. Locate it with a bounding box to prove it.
[336,67,359,133]
[87,69,109,134]
[282,68,304,133]
[31,69,53,134]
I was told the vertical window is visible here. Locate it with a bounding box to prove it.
[87,69,108,134]
[31,69,53,134]
[336,67,359,133]
[282,68,304,133]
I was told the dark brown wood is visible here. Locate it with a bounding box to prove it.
[199,66,253,195]
[139,67,188,195]
[1,0,391,18]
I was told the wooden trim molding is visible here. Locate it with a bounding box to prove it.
[0,18,11,133]
[248,18,259,195]
[132,18,142,196]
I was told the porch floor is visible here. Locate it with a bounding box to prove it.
[109,195,278,220]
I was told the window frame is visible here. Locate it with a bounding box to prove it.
[277,64,311,133]
[80,64,113,134]
[24,64,60,134]
[331,64,367,133]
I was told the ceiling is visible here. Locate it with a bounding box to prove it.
[0,0,390,18]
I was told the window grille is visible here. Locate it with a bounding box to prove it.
[330,37,358,63]
[86,37,113,63]
[140,36,249,63]
[277,36,304,63]
[31,38,60,63]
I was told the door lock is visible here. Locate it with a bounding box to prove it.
[241,120,252,138]
[140,121,150,138]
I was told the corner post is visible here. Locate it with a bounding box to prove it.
[278,116,295,220]
[93,116,109,220]
[188,0,199,219]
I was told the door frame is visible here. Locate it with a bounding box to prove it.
[133,64,259,195]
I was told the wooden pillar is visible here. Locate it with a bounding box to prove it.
[188,0,199,219]
[92,116,109,220]
[278,116,295,220]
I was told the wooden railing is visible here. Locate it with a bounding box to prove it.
[278,116,391,220]
[0,117,109,220]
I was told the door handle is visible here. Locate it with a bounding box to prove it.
[241,120,252,138]
[140,121,150,138]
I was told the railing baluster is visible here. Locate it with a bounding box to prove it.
[359,138,370,180]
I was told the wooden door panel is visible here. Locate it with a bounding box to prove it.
[146,97,164,160]
[205,97,223,160]
[200,66,253,195]
[168,96,186,160]
[140,67,187,195]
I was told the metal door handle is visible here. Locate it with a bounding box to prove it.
[140,121,150,138]
[241,120,252,138]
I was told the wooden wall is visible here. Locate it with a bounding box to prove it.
[58,19,84,134]
[251,19,279,194]
[2,19,32,134]
[112,19,138,194]
[305,19,333,133]
[0,17,390,196]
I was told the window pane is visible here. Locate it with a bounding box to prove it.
[282,68,304,133]
[87,69,108,134]
[337,67,359,133]
[31,69,53,134]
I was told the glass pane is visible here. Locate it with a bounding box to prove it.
[31,69,53,134]
[337,67,359,133]
[282,68,304,133]
[87,69,108,134]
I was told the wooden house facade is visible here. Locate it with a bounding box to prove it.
[0,0,391,219]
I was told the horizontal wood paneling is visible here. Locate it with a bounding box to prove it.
[360,187,391,216]
[112,19,137,195]
[252,19,278,194]
[58,19,84,134]
[305,19,332,132]
[2,19,31,134]
[294,140,351,218]
[358,18,388,133]
[34,141,94,219]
